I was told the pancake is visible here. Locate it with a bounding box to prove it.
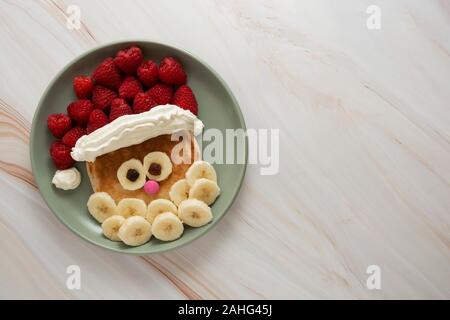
[86,133,198,204]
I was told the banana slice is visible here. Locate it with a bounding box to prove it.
[117,198,147,218]
[185,161,217,186]
[143,151,173,181]
[178,199,213,227]
[151,212,184,241]
[169,179,190,206]
[189,178,220,205]
[117,158,146,190]
[101,215,126,241]
[118,216,152,246]
[146,199,177,223]
[87,192,118,223]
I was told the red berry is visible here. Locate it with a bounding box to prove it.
[87,109,108,134]
[133,92,157,114]
[158,57,187,85]
[114,46,143,75]
[92,85,117,111]
[172,85,198,115]
[110,103,133,122]
[137,60,159,87]
[62,127,86,147]
[118,76,143,100]
[111,98,127,109]
[47,113,72,138]
[147,83,173,105]
[92,57,122,90]
[73,76,94,99]
[67,99,94,126]
[50,141,74,170]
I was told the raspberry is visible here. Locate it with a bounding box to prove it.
[73,76,94,99]
[62,127,86,147]
[47,113,72,138]
[92,85,117,111]
[172,85,198,115]
[147,83,173,105]
[110,103,133,122]
[50,141,74,170]
[114,46,143,75]
[133,92,157,114]
[158,57,187,85]
[137,60,159,87]
[92,57,122,90]
[111,98,127,109]
[87,109,108,134]
[118,76,143,100]
[67,99,94,125]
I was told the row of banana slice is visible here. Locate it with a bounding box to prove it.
[87,161,220,246]
[170,160,220,205]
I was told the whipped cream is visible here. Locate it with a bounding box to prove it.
[71,105,203,162]
[52,167,81,190]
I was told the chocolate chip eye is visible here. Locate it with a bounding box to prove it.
[117,158,146,190]
[143,151,173,182]
[149,162,162,176]
[126,169,140,182]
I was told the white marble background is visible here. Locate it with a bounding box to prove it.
[0,0,449,299]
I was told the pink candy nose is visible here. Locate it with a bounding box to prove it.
[144,180,159,195]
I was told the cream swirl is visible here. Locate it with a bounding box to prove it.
[71,105,204,162]
[52,167,81,190]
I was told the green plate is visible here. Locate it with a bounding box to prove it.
[30,41,247,255]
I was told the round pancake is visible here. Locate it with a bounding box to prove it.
[86,132,198,204]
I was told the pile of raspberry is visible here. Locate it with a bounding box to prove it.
[47,45,198,170]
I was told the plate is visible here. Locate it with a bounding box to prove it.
[30,41,247,254]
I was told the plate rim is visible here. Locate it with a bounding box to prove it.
[30,39,248,255]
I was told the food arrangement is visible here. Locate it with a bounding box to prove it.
[46,45,220,247]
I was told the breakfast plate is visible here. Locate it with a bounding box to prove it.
[30,41,247,254]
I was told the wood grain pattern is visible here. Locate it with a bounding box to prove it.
[0,0,449,299]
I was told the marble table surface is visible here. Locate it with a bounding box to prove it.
[0,0,449,299]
